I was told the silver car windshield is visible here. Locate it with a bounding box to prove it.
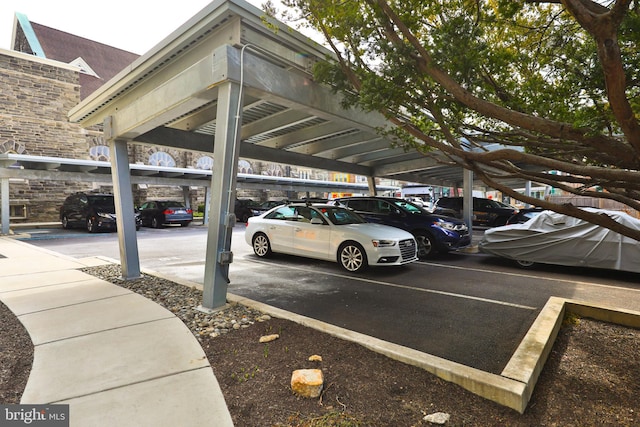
[317,206,366,225]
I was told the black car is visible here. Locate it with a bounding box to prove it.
[138,200,193,228]
[60,192,140,232]
[334,196,470,257]
[251,200,286,216]
[506,207,545,225]
[433,197,518,227]
[235,199,260,223]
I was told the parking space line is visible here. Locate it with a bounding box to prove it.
[417,261,640,293]
[247,258,537,310]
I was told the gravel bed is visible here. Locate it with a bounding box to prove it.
[81,264,269,340]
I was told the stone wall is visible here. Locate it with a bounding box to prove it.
[1,50,319,224]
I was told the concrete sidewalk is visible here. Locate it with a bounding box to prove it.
[0,237,233,427]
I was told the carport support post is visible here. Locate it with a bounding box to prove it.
[201,81,242,310]
[367,176,377,196]
[181,186,191,209]
[203,186,211,225]
[462,169,473,231]
[108,134,141,279]
[1,177,9,235]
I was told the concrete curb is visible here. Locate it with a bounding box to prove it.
[79,258,640,414]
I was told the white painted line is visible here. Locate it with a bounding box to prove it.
[248,258,537,310]
[417,261,640,294]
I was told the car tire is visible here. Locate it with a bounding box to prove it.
[86,217,97,233]
[515,260,535,268]
[180,221,190,227]
[252,233,272,257]
[338,242,367,273]
[151,217,162,229]
[61,215,72,229]
[415,231,436,258]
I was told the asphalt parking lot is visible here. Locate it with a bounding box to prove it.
[20,223,640,374]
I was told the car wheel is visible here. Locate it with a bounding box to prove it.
[338,242,367,273]
[515,260,535,268]
[151,217,162,229]
[241,213,250,223]
[415,232,435,258]
[61,215,72,229]
[180,221,190,227]
[86,217,97,233]
[252,233,272,257]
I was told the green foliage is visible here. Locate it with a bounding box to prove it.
[292,0,638,165]
[230,365,260,383]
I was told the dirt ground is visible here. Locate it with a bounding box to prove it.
[2,268,639,426]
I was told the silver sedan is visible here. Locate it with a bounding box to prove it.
[244,203,418,273]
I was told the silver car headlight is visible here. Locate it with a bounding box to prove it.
[97,212,113,219]
[372,239,397,247]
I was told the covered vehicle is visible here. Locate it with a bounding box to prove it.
[245,203,418,272]
[479,208,640,273]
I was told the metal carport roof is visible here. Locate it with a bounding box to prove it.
[65,0,482,309]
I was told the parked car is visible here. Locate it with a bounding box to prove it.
[479,208,640,273]
[235,199,260,223]
[333,196,470,257]
[60,192,140,232]
[251,200,286,216]
[245,203,418,273]
[506,207,545,225]
[138,200,193,228]
[433,197,518,227]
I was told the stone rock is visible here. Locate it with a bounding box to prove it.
[259,334,279,343]
[308,354,322,362]
[290,369,324,398]
[423,412,450,424]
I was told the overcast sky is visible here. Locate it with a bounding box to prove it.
[0,0,282,55]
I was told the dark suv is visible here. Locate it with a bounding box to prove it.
[334,196,470,257]
[60,192,140,232]
[434,197,518,227]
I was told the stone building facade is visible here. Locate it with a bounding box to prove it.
[0,48,332,223]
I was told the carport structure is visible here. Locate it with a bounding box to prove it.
[68,0,473,310]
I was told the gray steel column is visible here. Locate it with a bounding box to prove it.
[524,181,532,208]
[203,186,211,225]
[1,178,9,235]
[367,176,377,196]
[182,186,191,209]
[462,169,473,231]
[108,133,141,279]
[201,81,242,310]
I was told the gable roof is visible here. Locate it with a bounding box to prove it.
[13,14,139,99]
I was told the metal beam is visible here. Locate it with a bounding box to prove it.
[106,117,141,279]
[202,81,242,310]
[135,126,373,176]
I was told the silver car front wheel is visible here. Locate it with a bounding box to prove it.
[339,242,367,273]
[252,233,272,258]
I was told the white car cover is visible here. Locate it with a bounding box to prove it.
[478,208,640,273]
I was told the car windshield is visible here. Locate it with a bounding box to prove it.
[391,199,422,213]
[319,206,366,225]
[159,201,185,209]
[490,200,512,208]
[87,196,115,208]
